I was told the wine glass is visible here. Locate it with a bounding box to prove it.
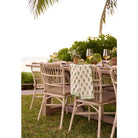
[86,49,93,60]
[103,49,110,66]
[103,49,110,60]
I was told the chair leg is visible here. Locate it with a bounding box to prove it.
[88,105,90,121]
[51,97,53,104]
[66,96,73,114]
[68,97,76,132]
[60,98,65,129]
[70,96,72,104]
[97,105,102,138]
[30,87,36,109]
[65,98,68,114]
[110,112,117,138]
[37,94,46,121]
[102,105,104,115]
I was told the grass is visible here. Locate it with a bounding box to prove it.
[22,95,117,138]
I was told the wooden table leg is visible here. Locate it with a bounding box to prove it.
[42,96,51,116]
[42,96,62,116]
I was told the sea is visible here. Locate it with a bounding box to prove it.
[21,57,49,72]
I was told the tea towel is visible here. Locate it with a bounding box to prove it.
[70,64,94,99]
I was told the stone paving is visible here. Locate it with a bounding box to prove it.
[21,89,44,95]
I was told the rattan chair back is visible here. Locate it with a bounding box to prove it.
[31,62,43,89]
[38,62,71,129]
[40,63,66,95]
[110,66,117,96]
[91,65,102,103]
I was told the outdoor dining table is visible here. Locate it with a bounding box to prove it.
[26,62,115,124]
[62,64,115,125]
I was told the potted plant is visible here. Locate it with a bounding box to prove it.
[110,47,117,66]
[86,53,102,64]
[69,50,81,64]
[73,56,81,64]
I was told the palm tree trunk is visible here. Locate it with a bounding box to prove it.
[99,0,109,35]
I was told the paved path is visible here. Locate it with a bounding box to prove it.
[22,89,44,95]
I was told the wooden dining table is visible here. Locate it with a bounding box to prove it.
[62,64,115,125]
[26,62,111,75]
[26,62,115,124]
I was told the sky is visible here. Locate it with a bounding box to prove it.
[1,0,138,137]
[20,0,118,72]
[3,0,118,59]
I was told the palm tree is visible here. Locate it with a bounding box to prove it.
[99,0,117,34]
[28,0,117,33]
[28,0,59,18]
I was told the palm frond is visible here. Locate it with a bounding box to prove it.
[103,0,117,23]
[99,0,117,34]
[28,0,59,18]
[106,0,117,15]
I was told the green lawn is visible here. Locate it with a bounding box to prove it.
[22,95,117,138]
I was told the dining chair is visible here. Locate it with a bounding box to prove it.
[68,64,116,138]
[30,62,44,109]
[37,62,71,129]
[110,66,117,138]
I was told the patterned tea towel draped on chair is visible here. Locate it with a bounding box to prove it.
[70,64,94,99]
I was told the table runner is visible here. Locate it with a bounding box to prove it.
[70,64,94,99]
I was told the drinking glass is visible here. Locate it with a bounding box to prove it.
[103,49,110,60]
[86,49,93,60]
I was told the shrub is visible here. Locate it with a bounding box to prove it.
[21,72,34,84]
[110,47,117,58]
[87,34,117,57]
[48,58,53,63]
[54,34,117,61]
[57,48,71,61]
[69,41,87,60]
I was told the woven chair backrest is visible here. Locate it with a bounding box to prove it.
[91,65,102,103]
[110,66,117,97]
[40,63,65,95]
[31,63,43,88]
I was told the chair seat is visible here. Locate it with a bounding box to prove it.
[102,86,114,93]
[102,91,116,103]
[76,91,115,105]
[44,85,70,96]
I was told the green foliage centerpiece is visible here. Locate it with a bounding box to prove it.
[86,53,102,64]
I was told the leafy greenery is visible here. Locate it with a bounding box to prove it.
[48,58,54,63]
[92,53,102,62]
[69,41,87,60]
[57,48,72,61]
[21,72,34,84]
[86,53,102,64]
[28,0,59,18]
[110,47,117,58]
[55,34,117,61]
[87,34,117,57]
[22,95,117,138]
